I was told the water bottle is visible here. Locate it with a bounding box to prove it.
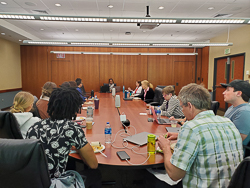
[95,95,97,99]
[91,90,94,98]
[104,122,112,144]
[123,85,125,93]
[86,106,93,118]
[156,106,161,119]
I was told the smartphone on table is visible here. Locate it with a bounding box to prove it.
[117,151,130,160]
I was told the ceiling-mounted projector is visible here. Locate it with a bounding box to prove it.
[137,6,160,30]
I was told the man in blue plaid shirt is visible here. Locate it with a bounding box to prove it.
[158,83,243,188]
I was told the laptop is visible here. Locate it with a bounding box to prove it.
[151,106,171,124]
[123,132,158,146]
[166,127,181,133]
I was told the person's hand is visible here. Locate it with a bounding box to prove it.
[158,135,171,151]
[128,87,131,91]
[166,132,178,140]
[169,116,176,120]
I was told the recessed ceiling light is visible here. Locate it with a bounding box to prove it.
[40,28,44,31]
[75,29,79,31]
[19,40,22,41]
[55,3,61,7]
[142,30,146,32]
[1,33,5,35]
[1,2,7,5]
[208,7,215,10]
[107,4,113,8]
[158,6,164,10]
[110,29,113,32]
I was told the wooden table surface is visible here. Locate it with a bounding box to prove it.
[70,92,172,169]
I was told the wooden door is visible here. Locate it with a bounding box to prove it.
[174,61,195,95]
[214,54,245,110]
[215,58,228,109]
[51,60,75,86]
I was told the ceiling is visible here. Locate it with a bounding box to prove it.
[0,0,250,45]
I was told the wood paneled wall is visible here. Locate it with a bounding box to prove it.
[21,46,209,98]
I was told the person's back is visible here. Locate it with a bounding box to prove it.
[176,111,243,187]
[26,87,98,180]
[10,91,40,138]
[36,81,57,119]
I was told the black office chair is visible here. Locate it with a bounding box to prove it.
[149,87,164,106]
[0,139,51,188]
[0,111,23,139]
[228,156,250,188]
[210,101,220,115]
[32,96,41,118]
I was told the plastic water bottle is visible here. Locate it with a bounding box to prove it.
[156,106,161,119]
[86,106,93,118]
[123,85,125,93]
[105,122,112,144]
[95,95,97,99]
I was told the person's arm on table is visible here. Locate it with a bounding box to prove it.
[78,143,98,169]
[158,135,186,181]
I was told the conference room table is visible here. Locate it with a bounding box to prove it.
[70,92,173,169]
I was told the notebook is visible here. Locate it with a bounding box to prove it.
[151,106,171,124]
[123,132,158,146]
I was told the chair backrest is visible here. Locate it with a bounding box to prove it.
[32,100,41,118]
[228,156,250,188]
[210,101,220,115]
[0,139,51,188]
[154,87,164,104]
[0,111,23,139]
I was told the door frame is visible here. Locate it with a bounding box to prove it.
[213,53,245,110]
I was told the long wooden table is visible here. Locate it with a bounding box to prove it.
[70,92,171,169]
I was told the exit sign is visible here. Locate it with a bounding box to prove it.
[224,48,230,55]
[56,53,65,58]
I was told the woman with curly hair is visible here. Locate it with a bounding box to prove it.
[26,87,100,187]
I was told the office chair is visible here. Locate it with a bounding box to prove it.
[148,87,164,106]
[210,101,220,115]
[0,139,51,188]
[228,156,250,188]
[32,100,41,118]
[0,111,23,139]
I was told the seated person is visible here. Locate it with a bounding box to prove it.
[157,83,243,188]
[60,81,70,88]
[128,80,142,97]
[69,80,77,88]
[75,78,87,102]
[139,80,154,102]
[10,91,40,138]
[160,85,184,118]
[26,87,100,187]
[108,78,115,92]
[36,81,57,119]
[221,79,250,149]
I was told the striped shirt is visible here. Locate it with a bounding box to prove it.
[160,95,184,118]
[171,110,243,188]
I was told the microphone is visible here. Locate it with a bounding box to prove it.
[115,95,120,108]
[122,119,130,133]
[112,88,116,97]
